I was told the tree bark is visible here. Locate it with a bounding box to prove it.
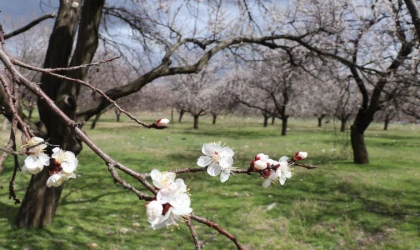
[91,112,102,129]
[193,115,199,129]
[115,109,121,122]
[178,110,185,123]
[281,116,288,136]
[271,116,275,125]
[27,107,33,119]
[263,115,269,127]
[212,114,217,125]
[350,124,369,164]
[316,114,326,127]
[384,115,390,131]
[15,0,105,228]
[340,118,347,132]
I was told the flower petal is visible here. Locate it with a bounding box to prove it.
[202,142,222,156]
[263,179,271,188]
[207,162,221,176]
[197,156,212,167]
[279,156,289,163]
[220,170,230,183]
[280,174,286,185]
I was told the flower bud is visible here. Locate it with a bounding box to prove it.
[255,153,269,161]
[146,200,163,220]
[253,160,268,170]
[294,152,308,161]
[156,118,170,127]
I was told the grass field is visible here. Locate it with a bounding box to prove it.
[0,113,419,250]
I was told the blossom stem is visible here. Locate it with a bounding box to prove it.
[186,217,203,250]
[191,214,244,250]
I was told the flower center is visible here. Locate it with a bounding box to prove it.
[211,151,220,162]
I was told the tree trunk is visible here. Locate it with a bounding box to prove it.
[350,125,369,164]
[340,118,347,132]
[115,111,121,122]
[90,112,102,130]
[16,0,105,228]
[171,106,174,123]
[263,116,269,127]
[178,110,185,123]
[271,116,275,125]
[281,116,288,136]
[212,114,217,125]
[27,107,34,119]
[193,115,199,129]
[318,117,322,127]
[384,114,390,131]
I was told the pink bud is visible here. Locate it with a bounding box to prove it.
[294,152,308,161]
[253,160,268,170]
[156,118,170,127]
[255,153,269,161]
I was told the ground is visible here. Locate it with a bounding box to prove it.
[0,113,419,249]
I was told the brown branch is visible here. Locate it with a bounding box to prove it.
[404,0,420,44]
[0,74,32,138]
[36,56,120,72]
[191,214,244,250]
[4,14,57,40]
[8,117,20,205]
[186,217,203,250]
[76,33,319,121]
[0,48,158,199]
[12,59,165,130]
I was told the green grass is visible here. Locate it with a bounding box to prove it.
[0,113,419,250]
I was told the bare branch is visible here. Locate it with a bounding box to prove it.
[4,14,57,40]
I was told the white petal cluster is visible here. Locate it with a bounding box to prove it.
[197,142,235,182]
[47,147,78,187]
[21,137,50,175]
[147,169,192,230]
[275,156,292,185]
[251,154,294,188]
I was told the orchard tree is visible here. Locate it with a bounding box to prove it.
[0,0,322,246]
[232,50,307,135]
[1,0,418,243]
[284,0,418,163]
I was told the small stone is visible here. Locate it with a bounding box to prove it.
[88,243,98,249]
[119,227,130,234]
[132,222,140,227]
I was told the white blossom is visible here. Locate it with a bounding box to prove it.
[276,156,292,185]
[147,169,193,230]
[197,142,234,181]
[51,147,78,174]
[22,137,50,175]
[47,147,78,187]
[262,170,278,188]
[46,172,76,187]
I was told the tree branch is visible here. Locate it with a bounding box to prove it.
[4,13,57,40]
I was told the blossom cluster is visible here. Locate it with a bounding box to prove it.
[250,151,307,187]
[196,142,235,182]
[21,137,78,187]
[146,170,192,230]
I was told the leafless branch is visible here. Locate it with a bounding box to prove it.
[4,13,57,40]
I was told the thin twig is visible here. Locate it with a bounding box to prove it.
[191,214,244,250]
[35,56,120,72]
[12,59,164,129]
[0,74,32,138]
[4,13,57,40]
[186,217,202,250]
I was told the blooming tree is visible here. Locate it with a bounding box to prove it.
[1,0,419,248]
